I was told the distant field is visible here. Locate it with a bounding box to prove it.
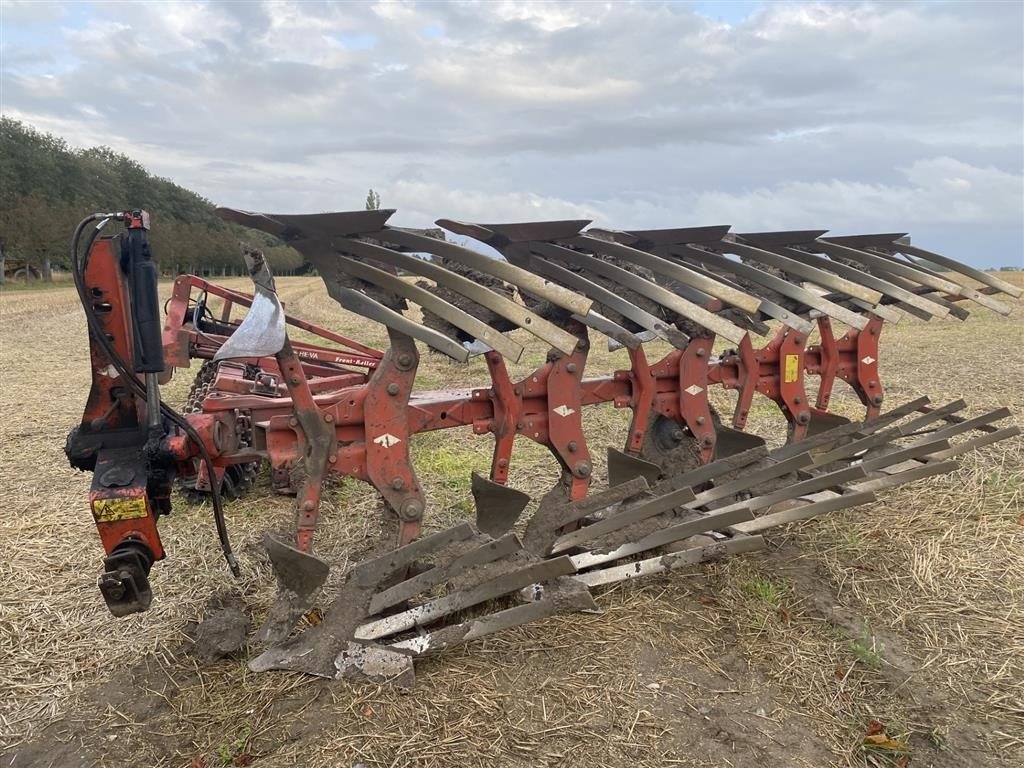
[0,273,1021,768]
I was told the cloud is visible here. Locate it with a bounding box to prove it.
[1,0,1021,265]
[687,157,1024,231]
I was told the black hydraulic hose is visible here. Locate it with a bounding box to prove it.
[71,214,240,577]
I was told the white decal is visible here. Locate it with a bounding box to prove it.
[861,356,876,365]
[97,364,119,378]
[684,384,704,396]
[552,405,576,417]
[373,433,402,448]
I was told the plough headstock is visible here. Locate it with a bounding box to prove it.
[67,206,1020,689]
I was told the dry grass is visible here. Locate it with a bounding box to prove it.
[0,272,1021,767]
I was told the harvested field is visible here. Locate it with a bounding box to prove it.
[1,272,1021,768]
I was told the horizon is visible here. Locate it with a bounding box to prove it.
[2,0,1022,267]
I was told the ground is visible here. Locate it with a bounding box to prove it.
[0,272,1021,768]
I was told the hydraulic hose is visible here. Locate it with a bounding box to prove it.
[71,213,240,577]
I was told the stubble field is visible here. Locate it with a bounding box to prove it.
[1,272,1021,768]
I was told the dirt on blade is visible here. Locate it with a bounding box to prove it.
[1,273,1021,768]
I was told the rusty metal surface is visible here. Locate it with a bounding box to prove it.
[74,207,1021,675]
[333,237,581,355]
[335,254,525,361]
[531,241,749,343]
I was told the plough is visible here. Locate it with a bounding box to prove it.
[65,208,1020,685]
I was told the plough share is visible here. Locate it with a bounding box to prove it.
[65,207,1020,685]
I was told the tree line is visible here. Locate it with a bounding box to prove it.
[0,118,305,283]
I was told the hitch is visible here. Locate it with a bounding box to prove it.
[98,540,154,617]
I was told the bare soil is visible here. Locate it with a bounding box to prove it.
[1,273,1021,768]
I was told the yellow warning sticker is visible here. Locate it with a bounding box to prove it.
[784,354,800,383]
[92,497,148,523]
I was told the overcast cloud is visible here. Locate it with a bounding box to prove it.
[2,0,1021,266]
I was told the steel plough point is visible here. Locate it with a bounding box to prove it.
[64,207,1021,685]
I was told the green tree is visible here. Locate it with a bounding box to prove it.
[0,118,311,280]
[365,188,381,211]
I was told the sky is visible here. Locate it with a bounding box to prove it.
[2,0,1022,267]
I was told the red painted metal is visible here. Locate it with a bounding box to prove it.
[806,314,885,419]
[78,238,926,558]
[678,337,717,463]
[162,273,383,375]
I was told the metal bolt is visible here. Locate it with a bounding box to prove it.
[289,417,298,427]
[302,500,315,511]
[104,579,125,600]
[397,353,414,369]
[696,348,705,357]
[328,455,337,464]
[872,395,884,406]
[794,337,802,345]
[695,416,705,426]
[797,412,811,425]
[868,380,877,388]
[498,459,508,468]
[702,435,714,446]
[574,461,592,478]
[391,477,405,490]
[566,363,578,373]
[567,441,578,453]
[398,499,424,521]
[386,382,400,396]
[290,377,300,385]
[794,396,803,405]
[671,429,685,442]
[323,413,333,422]
[516,421,525,430]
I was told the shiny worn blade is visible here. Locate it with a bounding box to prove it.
[550,486,697,554]
[924,426,1020,460]
[768,396,931,461]
[383,226,593,316]
[569,505,755,569]
[730,236,883,304]
[732,490,876,534]
[335,237,580,355]
[332,287,470,362]
[471,472,531,537]
[389,585,597,655]
[816,239,961,295]
[577,233,764,315]
[775,246,950,318]
[368,532,523,615]
[354,556,578,641]
[713,464,868,515]
[574,534,766,588]
[879,252,1013,314]
[214,250,286,361]
[334,254,525,362]
[532,241,748,343]
[532,476,652,535]
[576,309,643,349]
[657,255,812,332]
[256,533,331,644]
[523,253,690,348]
[887,242,1022,298]
[684,244,870,330]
